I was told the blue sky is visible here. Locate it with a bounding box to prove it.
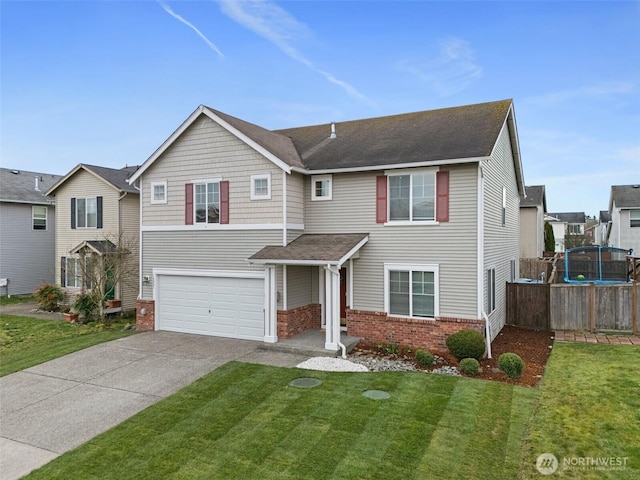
[1,1,638,216]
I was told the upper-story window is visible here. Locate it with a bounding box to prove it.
[311,175,332,201]
[251,174,271,200]
[71,197,102,229]
[32,206,47,230]
[389,171,435,222]
[568,224,582,235]
[630,209,640,228]
[195,181,220,224]
[151,181,167,204]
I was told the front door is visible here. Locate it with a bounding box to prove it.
[340,267,347,326]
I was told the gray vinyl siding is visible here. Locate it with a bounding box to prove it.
[119,194,140,310]
[141,229,282,300]
[286,172,305,225]
[519,207,539,258]
[483,124,521,338]
[141,115,284,226]
[610,206,640,254]
[0,202,56,295]
[286,265,314,309]
[304,164,479,319]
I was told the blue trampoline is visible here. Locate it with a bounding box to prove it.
[564,246,633,284]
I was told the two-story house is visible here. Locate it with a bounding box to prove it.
[45,164,139,310]
[129,99,525,353]
[607,185,640,254]
[519,185,547,258]
[0,168,61,295]
[547,212,587,251]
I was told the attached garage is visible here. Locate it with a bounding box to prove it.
[155,270,266,341]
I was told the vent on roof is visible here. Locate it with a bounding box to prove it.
[11,170,19,174]
[34,177,40,192]
[330,122,336,139]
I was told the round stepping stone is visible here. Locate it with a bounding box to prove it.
[362,389,391,400]
[289,377,322,388]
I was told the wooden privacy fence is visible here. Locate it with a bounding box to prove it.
[507,282,639,333]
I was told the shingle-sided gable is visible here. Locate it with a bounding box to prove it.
[46,164,139,196]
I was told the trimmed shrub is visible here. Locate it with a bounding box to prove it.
[415,349,434,367]
[445,329,486,360]
[33,284,63,312]
[498,353,524,379]
[459,358,480,376]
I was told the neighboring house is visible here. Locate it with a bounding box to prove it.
[128,99,525,353]
[547,212,587,251]
[45,164,139,310]
[607,185,640,254]
[596,210,611,246]
[0,168,61,295]
[519,185,546,258]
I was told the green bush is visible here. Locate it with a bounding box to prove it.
[445,329,486,360]
[33,284,63,311]
[459,358,480,375]
[415,349,434,367]
[73,293,99,322]
[498,353,524,379]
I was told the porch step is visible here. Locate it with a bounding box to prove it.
[258,331,361,358]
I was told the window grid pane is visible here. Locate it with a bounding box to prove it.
[630,209,640,228]
[33,206,47,230]
[86,198,97,228]
[153,184,165,201]
[255,178,268,196]
[389,271,410,316]
[412,271,434,317]
[412,174,435,221]
[389,175,410,220]
[315,179,329,198]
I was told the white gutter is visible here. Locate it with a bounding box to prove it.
[483,311,492,359]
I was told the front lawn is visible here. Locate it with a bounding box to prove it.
[520,343,640,479]
[26,362,538,480]
[0,315,136,376]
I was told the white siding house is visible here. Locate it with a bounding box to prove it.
[608,185,640,254]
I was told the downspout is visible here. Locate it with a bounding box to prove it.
[327,264,346,358]
[483,311,492,359]
[282,170,287,246]
[132,182,143,299]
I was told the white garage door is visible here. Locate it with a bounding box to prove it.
[156,274,265,341]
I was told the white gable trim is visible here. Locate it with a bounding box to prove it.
[489,104,525,197]
[128,105,291,184]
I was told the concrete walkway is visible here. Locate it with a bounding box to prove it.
[0,332,312,480]
[555,331,640,345]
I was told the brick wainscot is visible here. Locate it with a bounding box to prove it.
[136,299,155,331]
[277,304,321,339]
[347,309,485,351]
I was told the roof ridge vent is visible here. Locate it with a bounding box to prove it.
[330,122,336,139]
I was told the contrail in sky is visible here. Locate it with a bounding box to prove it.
[159,2,224,58]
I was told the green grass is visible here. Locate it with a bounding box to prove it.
[520,343,640,479]
[0,315,136,376]
[25,362,539,480]
[0,294,35,306]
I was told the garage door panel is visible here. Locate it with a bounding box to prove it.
[157,274,265,341]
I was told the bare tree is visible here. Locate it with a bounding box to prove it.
[73,232,137,323]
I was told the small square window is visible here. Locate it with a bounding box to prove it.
[251,174,271,200]
[311,175,332,201]
[151,181,167,204]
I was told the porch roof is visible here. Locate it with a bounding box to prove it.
[248,234,369,266]
[70,240,117,256]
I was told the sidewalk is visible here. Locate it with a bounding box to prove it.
[554,331,640,346]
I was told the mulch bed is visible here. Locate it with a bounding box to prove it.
[352,325,555,387]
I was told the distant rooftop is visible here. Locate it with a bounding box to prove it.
[0,168,61,205]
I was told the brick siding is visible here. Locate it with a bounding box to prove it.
[136,299,155,332]
[347,308,485,351]
[277,304,321,339]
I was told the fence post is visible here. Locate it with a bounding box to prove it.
[589,283,596,333]
[633,283,638,335]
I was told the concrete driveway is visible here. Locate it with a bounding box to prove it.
[0,331,311,480]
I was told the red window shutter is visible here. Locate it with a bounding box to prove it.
[436,171,449,222]
[376,176,387,223]
[220,180,229,224]
[185,183,194,225]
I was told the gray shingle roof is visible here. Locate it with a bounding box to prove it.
[47,164,139,196]
[547,212,586,223]
[249,234,369,264]
[275,99,513,170]
[610,185,640,209]
[0,168,61,204]
[521,185,546,209]
[599,210,611,223]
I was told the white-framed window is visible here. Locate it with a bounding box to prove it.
[568,224,582,235]
[487,268,496,313]
[384,263,438,319]
[251,174,271,200]
[387,169,436,223]
[76,197,97,228]
[151,181,167,204]
[630,209,640,228]
[62,256,92,289]
[311,174,332,201]
[194,180,220,224]
[32,206,47,230]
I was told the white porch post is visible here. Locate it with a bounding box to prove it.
[264,266,277,343]
[324,265,340,351]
